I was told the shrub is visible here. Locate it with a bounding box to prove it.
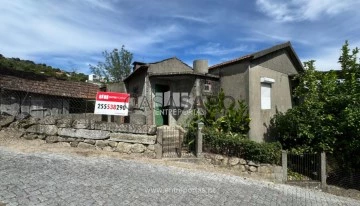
[203,129,282,164]
[184,89,250,151]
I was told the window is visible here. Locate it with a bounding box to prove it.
[260,77,275,110]
[261,83,271,109]
[204,80,212,92]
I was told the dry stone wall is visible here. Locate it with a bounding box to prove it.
[0,114,158,158]
[204,153,283,183]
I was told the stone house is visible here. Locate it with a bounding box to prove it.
[0,68,99,118]
[124,42,304,142]
[124,57,220,126]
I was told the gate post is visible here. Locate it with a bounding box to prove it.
[196,122,204,158]
[321,152,327,189]
[282,150,288,183]
[155,128,163,159]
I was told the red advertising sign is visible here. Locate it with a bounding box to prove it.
[94,92,130,116]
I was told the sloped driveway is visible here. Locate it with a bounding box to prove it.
[0,147,359,206]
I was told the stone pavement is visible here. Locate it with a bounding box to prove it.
[0,147,359,206]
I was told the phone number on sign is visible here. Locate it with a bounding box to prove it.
[97,103,127,110]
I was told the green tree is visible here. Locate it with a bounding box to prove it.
[269,41,360,170]
[89,45,133,82]
[68,68,88,82]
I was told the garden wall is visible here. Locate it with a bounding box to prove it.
[0,114,159,157]
[203,153,284,183]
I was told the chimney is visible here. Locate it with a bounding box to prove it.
[193,60,208,74]
[132,61,147,71]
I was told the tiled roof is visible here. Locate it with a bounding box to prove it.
[0,68,99,99]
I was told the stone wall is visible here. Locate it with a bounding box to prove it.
[204,153,283,183]
[0,114,159,158]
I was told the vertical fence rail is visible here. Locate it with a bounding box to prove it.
[287,152,321,181]
[282,151,288,183]
[161,127,183,158]
[284,151,327,189]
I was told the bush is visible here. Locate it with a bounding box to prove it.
[203,129,282,164]
[184,89,280,164]
[184,89,251,151]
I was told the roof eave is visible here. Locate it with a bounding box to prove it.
[209,55,253,70]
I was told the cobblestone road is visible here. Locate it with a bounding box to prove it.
[0,147,359,206]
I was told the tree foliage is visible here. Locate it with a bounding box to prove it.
[203,90,250,134]
[189,89,250,135]
[89,45,133,82]
[185,89,251,150]
[269,41,360,169]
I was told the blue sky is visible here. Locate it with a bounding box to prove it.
[1,0,360,74]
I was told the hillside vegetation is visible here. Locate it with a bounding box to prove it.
[0,54,87,82]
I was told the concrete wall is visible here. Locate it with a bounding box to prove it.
[107,82,126,93]
[148,58,192,74]
[254,50,299,75]
[126,69,147,107]
[105,82,126,124]
[248,65,293,142]
[209,61,250,104]
[125,69,149,124]
[209,52,298,142]
[248,50,299,142]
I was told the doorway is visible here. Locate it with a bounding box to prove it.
[154,84,170,126]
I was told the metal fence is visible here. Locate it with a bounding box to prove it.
[286,152,321,181]
[326,154,360,191]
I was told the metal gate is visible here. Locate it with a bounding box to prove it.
[287,152,321,182]
[159,127,184,158]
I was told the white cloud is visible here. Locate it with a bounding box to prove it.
[171,15,210,24]
[303,40,360,71]
[303,51,342,71]
[187,43,248,56]
[0,0,359,75]
[0,0,186,71]
[256,0,359,22]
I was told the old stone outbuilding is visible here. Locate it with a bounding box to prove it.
[0,68,99,118]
